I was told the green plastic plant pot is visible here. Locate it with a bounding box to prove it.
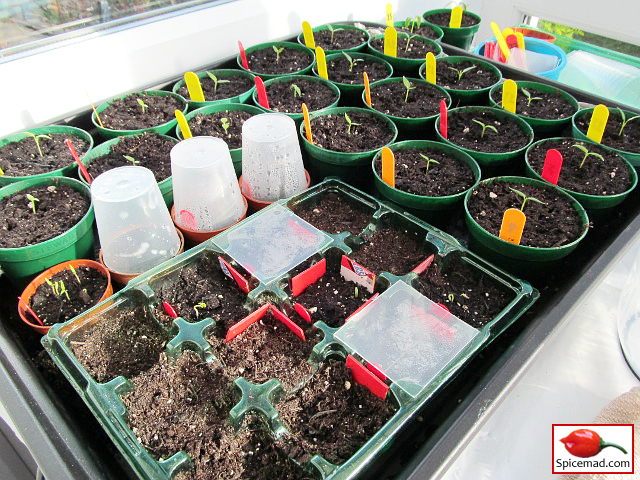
[297,24,370,53]
[236,41,315,80]
[372,140,480,222]
[434,106,534,168]
[172,69,255,111]
[524,137,638,214]
[78,134,177,206]
[251,75,340,126]
[393,20,444,42]
[0,176,95,286]
[419,56,502,106]
[422,8,481,50]
[0,126,94,187]
[92,90,187,140]
[177,103,264,176]
[367,34,443,76]
[572,107,640,167]
[489,81,579,134]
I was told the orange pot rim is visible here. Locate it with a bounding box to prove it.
[239,170,311,209]
[170,196,248,241]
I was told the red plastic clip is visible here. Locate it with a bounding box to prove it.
[290,258,326,297]
[412,254,435,275]
[162,301,178,319]
[346,354,389,400]
[218,256,250,294]
[294,303,312,323]
[225,303,270,342]
[255,76,270,109]
[270,305,306,341]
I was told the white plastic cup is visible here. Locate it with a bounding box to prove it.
[171,136,245,231]
[91,166,181,274]
[241,112,307,202]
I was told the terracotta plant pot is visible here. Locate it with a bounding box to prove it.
[239,170,311,212]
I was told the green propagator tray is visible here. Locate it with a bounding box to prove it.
[42,178,538,480]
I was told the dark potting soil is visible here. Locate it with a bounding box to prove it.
[177,72,254,102]
[528,138,632,196]
[312,27,368,51]
[292,191,373,235]
[246,46,313,75]
[425,11,479,27]
[374,148,475,197]
[415,255,514,328]
[351,227,427,275]
[100,93,185,131]
[29,266,108,326]
[370,35,439,59]
[71,303,170,383]
[575,109,640,154]
[467,181,586,248]
[266,77,338,114]
[0,133,90,177]
[447,109,530,153]
[0,185,90,248]
[323,55,391,85]
[370,79,446,118]
[436,59,499,91]
[86,133,175,182]
[397,22,441,40]
[188,110,253,149]
[307,112,395,153]
[279,360,398,466]
[492,86,576,120]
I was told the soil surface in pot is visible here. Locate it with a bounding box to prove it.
[370,35,439,59]
[177,73,253,102]
[436,59,498,91]
[312,27,368,51]
[279,359,398,465]
[188,110,253,149]
[370,79,445,118]
[292,191,373,235]
[323,55,391,85]
[246,46,313,76]
[86,133,175,182]
[265,77,338,114]
[575,110,640,154]
[308,112,394,153]
[374,148,475,196]
[447,109,530,153]
[0,184,90,248]
[528,138,632,196]
[352,227,427,275]
[100,93,185,131]
[29,266,108,326]
[467,181,586,248]
[415,255,514,328]
[425,11,479,27]
[397,22,441,40]
[0,133,90,177]
[493,87,576,120]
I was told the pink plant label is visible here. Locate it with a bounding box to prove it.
[179,209,197,230]
[238,40,249,69]
[290,258,326,297]
[255,76,270,109]
[340,255,375,293]
[440,100,448,139]
[541,148,563,185]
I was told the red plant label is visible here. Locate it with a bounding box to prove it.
[541,149,563,185]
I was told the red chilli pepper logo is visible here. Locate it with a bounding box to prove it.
[560,429,628,458]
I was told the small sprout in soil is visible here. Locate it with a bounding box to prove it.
[616,107,640,136]
[326,24,343,44]
[22,132,52,157]
[220,117,230,134]
[45,278,70,301]
[571,144,605,169]
[344,113,361,135]
[69,265,81,284]
[193,302,207,317]
[354,286,359,298]
[342,51,362,72]
[402,76,416,103]
[404,15,422,34]
[447,293,455,303]
[419,153,440,175]
[272,45,285,63]
[25,193,39,214]
[205,71,230,94]
[401,33,418,53]
[290,83,302,98]
[136,98,149,114]
[447,64,476,82]
[471,118,498,138]
[521,88,542,107]
[123,155,139,166]
[509,187,547,212]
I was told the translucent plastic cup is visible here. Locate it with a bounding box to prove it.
[91,166,181,274]
[171,137,245,231]
[241,112,307,202]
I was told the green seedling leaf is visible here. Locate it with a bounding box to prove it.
[193,301,207,317]
[617,107,640,136]
[402,76,416,103]
[206,71,230,94]
[402,33,418,53]
[571,143,605,168]
[69,265,81,284]
[354,286,359,298]
[290,83,302,98]
[220,117,230,133]
[447,64,476,82]
[25,193,39,214]
[419,153,440,175]
[137,98,149,114]
[509,186,547,211]
[272,45,285,63]
[471,118,498,138]
[326,24,343,43]
[123,155,138,165]
[447,293,455,302]
[344,113,361,135]
[341,51,362,72]
[521,88,543,107]
[22,132,52,157]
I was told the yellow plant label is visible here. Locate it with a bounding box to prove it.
[587,104,609,143]
[449,6,463,28]
[384,26,397,57]
[490,21,510,61]
[502,79,518,114]
[514,31,525,49]
[425,52,436,84]
[499,208,526,245]
[302,21,315,49]
[175,110,192,139]
[316,47,328,79]
[302,103,313,143]
[364,72,372,107]
[386,3,393,26]
[184,72,205,102]
[381,147,395,188]
[502,27,514,38]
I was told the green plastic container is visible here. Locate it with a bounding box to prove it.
[0,126,94,186]
[393,20,444,42]
[434,106,534,168]
[297,24,370,53]
[92,90,187,140]
[0,176,95,286]
[422,8,481,50]
[419,56,502,106]
[172,69,255,111]
[236,41,315,80]
[489,80,579,134]
[367,34,443,76]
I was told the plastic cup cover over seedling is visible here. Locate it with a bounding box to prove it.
[170,136,245,231]
[91,166,180,274]
[335,281,479,397]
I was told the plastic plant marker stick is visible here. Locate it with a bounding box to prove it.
[291,258,326,297]
[505,34,518,50]
[385,3,393,26]
[65,139,92,184]
[425,52,436,84]
[0,166,3,175]
[436,303,450,313]
[384,26,397,57]
[162,301,178,318]
[440,99,448,140]
[270,305,306,341]
[367,361,387,381]
[302,21,315,48]
[315,47,328,79]
[514,31,525,49]
[381,146,395,188]
[175,110,192,139]
[502,79,518,114]
[346,354,389,400]
[513,32,528,69]
[412,254,435,275]
[17,297,44,327]
[302,103,313,143]
[178,209,197,229]
[238,40,249,69]
[218,256,250,293]
[449,5,463,28]
[294,303,312,323]
[226,303,271,342]
[184,71,205,102]
[254,76,270,109]
[491,21,511,62]
[345,293,379,322]
[502,27,514,38]
[364,72,372,107]
[541,149,563,185]
[587,104,610,143]
[86,92,104,127]
[499,208,526,245]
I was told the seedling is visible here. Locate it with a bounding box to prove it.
[45,278,70,301]
[290,83,302,98]
[193,302,207,317]
[326,24,343,44]
[341,51,362,72]
[402,76,416,103]
[419,153,440,175]
[354,286,359,298]
[205,71,230,94]
[22,132,52,157]
[69,265,81,284]
[571,144,605,169]
[344,113,361,135]
[136,98,149,114]
[272,45,285,63]
[404,15,422,34]
[521,88,542,107]
[447,293,455,303]
[509,187,547,212]
[123,155,139,165]
[26,193,39,214]
[471,118,498,138]
[220,117,230,134]
[447,64,476,82]
[616,107,640,136]
[401,33,418,53]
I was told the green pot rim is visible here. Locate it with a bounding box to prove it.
[393,20,444,42]
[418,56,502,96]
[367,33,443,70]
[312,52,394,92]
[422,8,481,35]
[172,69,256,109]
[236,41,315,80]
[296,24,371,53]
